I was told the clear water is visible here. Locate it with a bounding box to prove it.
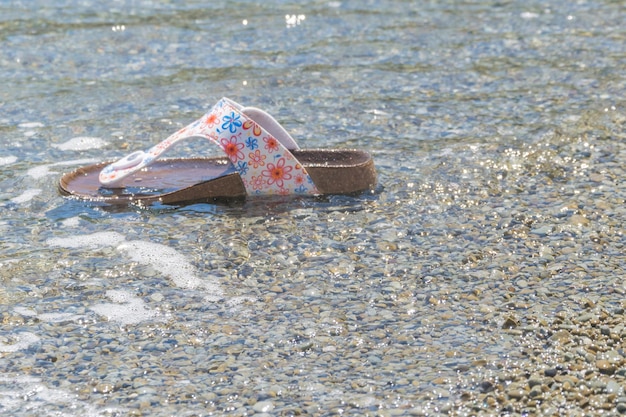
[1,0,625,415]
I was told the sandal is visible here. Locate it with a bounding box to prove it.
[58,97,377,206]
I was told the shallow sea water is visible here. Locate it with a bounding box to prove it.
[1,0,625,416]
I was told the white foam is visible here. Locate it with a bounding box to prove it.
[10,188,41,204]
[520,11,539,19]
[60,216,81,227]
[117,240,223,298]
[91,290,161,325]
[37,312,84,323]
[47,231,126,249]
[12,306,37,317]
[13,306,84,324]
[225,295,256,317]
[0,374,125,416]
[26,165,52,179]
[0,332,40,352]
[48,233,224,304]
[52,136,108,151]
[0,155,17,166]
[27,158,98,179]
[18,122,44,129]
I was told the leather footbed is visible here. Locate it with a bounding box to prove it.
[59,149,377,205]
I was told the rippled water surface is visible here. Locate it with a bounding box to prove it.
[1,0,625,415]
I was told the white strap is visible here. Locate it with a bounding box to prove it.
[99,98,319,195]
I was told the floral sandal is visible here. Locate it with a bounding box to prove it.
[59,98,377,205]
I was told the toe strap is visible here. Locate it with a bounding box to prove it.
[99,98,319,196]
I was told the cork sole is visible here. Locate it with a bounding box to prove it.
[59,149,377,205]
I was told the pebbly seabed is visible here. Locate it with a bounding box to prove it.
[1,0,625,416]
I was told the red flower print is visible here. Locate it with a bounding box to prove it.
[205,113,219,127]
[250,175,265,191]
[220,136,244,162]
[294,174,305,185]
[263,136,280,153]
[262,158,292,188]
[243,120,262,136]
[154,138,173,152]
[249,149,266,168]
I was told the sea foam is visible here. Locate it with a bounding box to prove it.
[0,156,17,166]
[91,290,162,325]
[27,158,98,179]
[47,232,225,315]
[117,240,222,297]
[52,136,108,151]
[10,189,41,204]
[0,332,40,353]
[47,231,126,249]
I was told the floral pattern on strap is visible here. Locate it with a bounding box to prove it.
[212,100,319,195]
[99,98,319,196]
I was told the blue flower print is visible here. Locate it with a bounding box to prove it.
[222,112,242,133]
[245,136,258,150]
[237,161,249,175]
[143,154,155,165]
[295,184,308,194]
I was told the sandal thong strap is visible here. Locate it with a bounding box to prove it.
[99,98,320,195]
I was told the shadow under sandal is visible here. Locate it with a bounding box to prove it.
[59,97,377,206]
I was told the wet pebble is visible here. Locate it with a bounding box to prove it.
[506,382,527,400]
[597,360,617,375]
[253,400,275,413]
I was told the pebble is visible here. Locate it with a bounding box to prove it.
[506,383,527,400]
[549,329,571,344]
[530,226,552,237]
[527,374,542,386]
[253,401,275,413]
[606,380,623,395]
[569,214,590,226]
[597,360,617,375]
[150,293,164,302]
[529,386,543,398]
[269,285,284,293]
